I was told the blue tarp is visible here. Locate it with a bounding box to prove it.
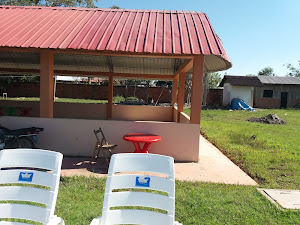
[230,98,255,111]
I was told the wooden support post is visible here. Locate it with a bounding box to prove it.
[107,75,113,119]
[177,72,185,123]
[40,51,54,118]
[172,77,178,122]
[190,55,205,124]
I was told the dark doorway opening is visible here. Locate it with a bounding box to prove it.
[280,92,288,108]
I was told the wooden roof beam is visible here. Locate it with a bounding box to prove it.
[0,68,173,80]
[173,59,193,79]
[0,47,194,59]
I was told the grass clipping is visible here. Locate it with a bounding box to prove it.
[247,114,286,124]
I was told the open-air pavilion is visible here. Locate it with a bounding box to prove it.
[0,6,231,161]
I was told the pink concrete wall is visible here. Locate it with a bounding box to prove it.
[0,101,40,117]
[172,106,190,124]
[113,105,172,122]
[179,112,190,124]
[172,106,177,122]
[54,102,107,119]
[0,116,200,162]
[0,100,172,121]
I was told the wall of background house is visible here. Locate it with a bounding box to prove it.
[0,100,173,121]
[254,85,300,108]
[222,83,253,106]
[0,116,200,162]
[222,83,232,106]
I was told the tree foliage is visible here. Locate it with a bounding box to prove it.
[110,5,120,9]
[257,67,276,76]
[285,60,300,77]
[0,75,39,91]
[0,0,98,8]
[206,72,222,89]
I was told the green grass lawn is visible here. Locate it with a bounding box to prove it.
[1,101,298,223]
[185,108,300,189]
[54,176,300,225]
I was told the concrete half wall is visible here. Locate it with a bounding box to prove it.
[0,116,200,162]
[0,100,172,122]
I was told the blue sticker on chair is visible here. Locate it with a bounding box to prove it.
[135,176,150,187]
[18,172,33,182]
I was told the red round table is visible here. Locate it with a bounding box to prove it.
[123,133,161,153]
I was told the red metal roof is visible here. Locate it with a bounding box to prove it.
[0,6,231,68]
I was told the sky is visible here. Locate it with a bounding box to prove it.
[96,0,300,77]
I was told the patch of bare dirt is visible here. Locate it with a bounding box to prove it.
[247,114,286,124]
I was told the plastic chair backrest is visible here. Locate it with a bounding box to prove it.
[101,153,175,225]
[0,149,63,225]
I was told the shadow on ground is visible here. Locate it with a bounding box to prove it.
[62,157,108,175]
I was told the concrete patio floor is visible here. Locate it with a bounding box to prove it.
[61,135,257,186]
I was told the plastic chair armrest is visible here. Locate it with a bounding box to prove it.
[46,215,65,225]
[90,216,102,225]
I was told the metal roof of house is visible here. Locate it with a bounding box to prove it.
[219,75,264,87]
[0,6,232,75]
[258,76,300,85]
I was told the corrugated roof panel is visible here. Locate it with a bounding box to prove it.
[177,13,191,55]
[125,11,142,52]
[0,6,232,72]
[170,13,182,54]
[115,11,135,51]
[58,11,94,49]
[50,11,90,48]
[134,12,149,52]
[96,11,122,50]
[202,14,221,55]
[184,13,200,54]
[106,11,130,51]
[192,13,210,54]
[154,12,163,53]
[258,76,300,85]
[39,11,81,48]
[163,13,172,54]
[144,11,156,53]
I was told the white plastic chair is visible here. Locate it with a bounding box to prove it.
[0,149,64,225]
[90,153,182,225]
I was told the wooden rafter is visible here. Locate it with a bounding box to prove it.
[173,59,193,79]
[0,47,194,59]
[0,68,173,80]
[106,56,114,73]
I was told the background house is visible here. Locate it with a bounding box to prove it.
[254,76,300,108]
[219,75,264,107]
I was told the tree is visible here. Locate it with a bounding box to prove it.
[285,60,300,77]
[110,5,120,9]
[257,67,276,76]
[206,72,222,89]
[1,0,98,8]
[0,75,39,91]
[184,72,221,105]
